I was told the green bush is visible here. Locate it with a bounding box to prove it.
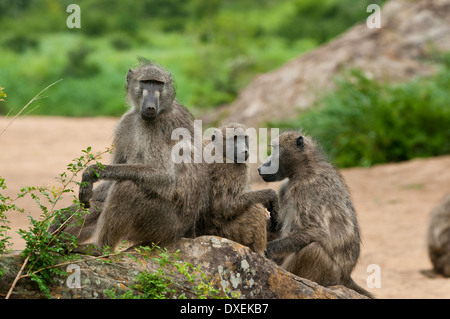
[0,146,113,298]
[0,0,379,114]
[3,33,39,53]
[0,178,12,261]
[63,43,100,78]
[269,66,450,168]
[274,0,382,44]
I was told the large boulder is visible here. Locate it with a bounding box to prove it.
[0,236,367,299]
[212,0,450,129]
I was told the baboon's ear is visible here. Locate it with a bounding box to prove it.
[296,136,304,151]
[126,69,133,85]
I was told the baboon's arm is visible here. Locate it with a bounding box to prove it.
[79,164,175,208]
[265,229,326,259]
[221,189,278,220]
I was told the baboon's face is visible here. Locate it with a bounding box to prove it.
[258,140,284,182]
[138,80,164,121]
[212,126,249,163]
[126,66,175,122]
[258,131,305,182]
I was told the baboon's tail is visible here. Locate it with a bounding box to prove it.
[344,277,375,299]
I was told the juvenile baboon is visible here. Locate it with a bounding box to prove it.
[75,59,209,252]
[427,194,450,277]
[201,123,278,254]
[258,130,373,298]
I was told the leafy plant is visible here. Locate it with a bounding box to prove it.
[2,146,113,298]
[105,245,227,299]
[1,149,229,299]
[0,178,13,267]
[0,86,6,102]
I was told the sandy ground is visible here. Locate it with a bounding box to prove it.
[1,116,449,299]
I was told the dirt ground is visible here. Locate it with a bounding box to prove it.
[1,116,449,299]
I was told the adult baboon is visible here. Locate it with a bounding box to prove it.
[74,59,209,252]
[201,123,278,254]
[258,130,373,298]
[427,194,450,277]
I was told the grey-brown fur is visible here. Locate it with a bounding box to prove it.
[427,194,450,277]
[258,130,373,298]
[75,60,209,252]
[200,123,278,255]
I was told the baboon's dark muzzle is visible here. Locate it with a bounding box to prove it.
[257,164,280,182]
[141,95,158,121]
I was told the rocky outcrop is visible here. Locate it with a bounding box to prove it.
[0,236,367,299]
[214,0,450,128]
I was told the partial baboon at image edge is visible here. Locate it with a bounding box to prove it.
[427,193,450,277]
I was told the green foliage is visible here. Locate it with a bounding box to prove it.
[106,246,227,299]
[268,64,450,168]
[1,143,229,298]
[0,178,13,260]
[3,33,38,53]
[273,0,386,44]
[0,86,6,102]
[63,43,100,78]
[1,146,113,298]
[0,0,377,115]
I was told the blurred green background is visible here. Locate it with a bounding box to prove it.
[1,0,449,167]
[0,0,380,116]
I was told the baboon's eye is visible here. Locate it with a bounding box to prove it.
[211,134,216,142]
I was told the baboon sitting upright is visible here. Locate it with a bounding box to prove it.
[76,59,209,253]
[258,130,373,298]
[427,194,450,277]
[201,123,278,255]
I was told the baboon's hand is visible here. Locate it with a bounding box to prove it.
[79,185,93,208]
[263,189,279,233]
[263,189,279,217]
[78,164,100,208]
[268,214,279,233]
